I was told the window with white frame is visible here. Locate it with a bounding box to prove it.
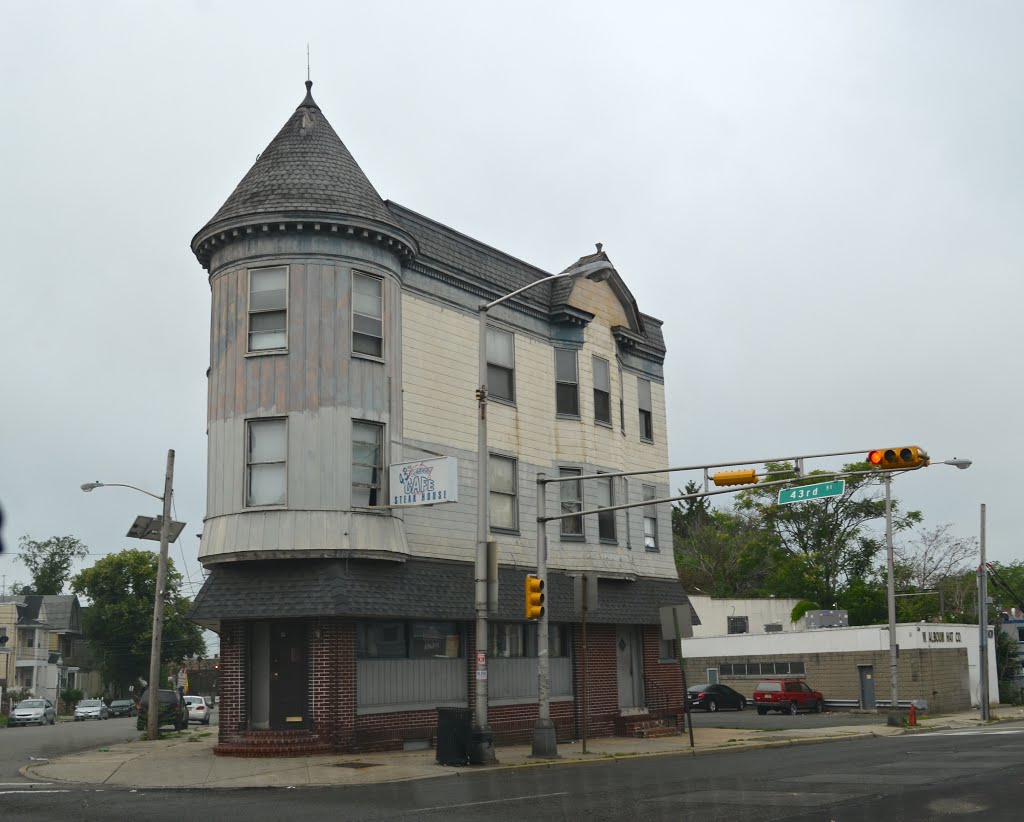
[487,327,515,403]
[596,474,616,541]
[555,349,579,417]
[248,266,287,352]
[559,467,583,537]
[246,418,287,506]
[351,420,384,506]
[352,272,384,357]
[593,356,612,425]
[488,454,518,531]
[638,378,653,441]
[642,484,658,551]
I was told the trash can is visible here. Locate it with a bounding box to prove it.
[436,707,472,766]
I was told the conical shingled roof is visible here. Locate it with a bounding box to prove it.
[192,81,415,266]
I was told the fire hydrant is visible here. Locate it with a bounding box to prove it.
[908,703,917,726]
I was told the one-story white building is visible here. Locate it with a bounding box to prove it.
[681,621,998,712]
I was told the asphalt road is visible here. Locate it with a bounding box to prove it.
[0,713,218,783]
[3,722,1023,821]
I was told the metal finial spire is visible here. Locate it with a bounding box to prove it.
[307,44,310,82]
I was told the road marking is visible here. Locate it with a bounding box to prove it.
[412,791,569,812]
[0,790,70,795]
[907,729,1024,737]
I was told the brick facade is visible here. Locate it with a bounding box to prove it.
[215,618,684,754]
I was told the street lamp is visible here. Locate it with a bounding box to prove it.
[81,449,180,741]
[474,254,615,762]
[881,455,971,726]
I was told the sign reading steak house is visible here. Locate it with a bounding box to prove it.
[389,456,459,507]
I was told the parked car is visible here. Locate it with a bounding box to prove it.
[136,688,188,732]
[74,699,110,721]
[184,695,212,725]
[753,679,824,715]
[108,699,136,718]
[686,683,747,712]
[9,698,56,726]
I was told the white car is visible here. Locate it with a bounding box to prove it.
[74,699,109,721]
[184,695,212,725]
[10,699,56,726]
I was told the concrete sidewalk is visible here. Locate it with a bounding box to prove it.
[23,709,1024,790]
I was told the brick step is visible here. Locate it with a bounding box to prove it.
[214,729,334,758]
[215,741,335,758]
[634,725,678,739]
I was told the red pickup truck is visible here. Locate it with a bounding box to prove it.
[753,679,824,715]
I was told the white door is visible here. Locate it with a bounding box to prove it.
[616,626,644,709]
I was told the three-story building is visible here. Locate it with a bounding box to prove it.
[189,81,691,756]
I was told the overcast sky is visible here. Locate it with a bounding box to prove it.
[3,2,1022,642]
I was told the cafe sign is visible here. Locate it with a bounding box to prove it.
[389,456,459,507]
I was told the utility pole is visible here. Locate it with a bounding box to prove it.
[883,473,901,726]
[978,503,990,721]
[147,449,175,741]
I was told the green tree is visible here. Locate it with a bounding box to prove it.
[71,549,205,690]
[17,534,89,595]
[675,508,780,597]
[672,480,712,541]
[736,461,922,609]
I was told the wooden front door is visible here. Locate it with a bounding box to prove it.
[268,621,309,729]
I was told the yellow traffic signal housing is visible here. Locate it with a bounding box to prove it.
[866,446,930,470]
[711,469,758,487]
[525,574,545,620]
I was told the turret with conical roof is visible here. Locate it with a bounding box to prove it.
[192,81,416,269]
[193,82,412,568]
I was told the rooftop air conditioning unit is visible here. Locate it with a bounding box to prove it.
[803,610,849,629]
[764,623,783,633]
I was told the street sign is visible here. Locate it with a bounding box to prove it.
[777,479,845,505]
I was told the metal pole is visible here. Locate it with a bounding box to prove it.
[581,573,588,755]
[473,307,495,762]
[884,472,901,726]
[979,503,990,720]
[673,608,695,748]
[147,449,174,741]
[532,474,557,756]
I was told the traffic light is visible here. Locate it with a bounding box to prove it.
[711,469,759,487]
[525,574,545,620]
[866,446,930,470]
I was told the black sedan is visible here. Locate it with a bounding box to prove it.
[686,683,747,712]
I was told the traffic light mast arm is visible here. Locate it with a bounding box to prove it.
[537,465,919,524]
[530,447,911,487]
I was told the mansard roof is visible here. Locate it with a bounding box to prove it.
[389,203,666,356]
[189,558,695,631]
[192,81,417,268]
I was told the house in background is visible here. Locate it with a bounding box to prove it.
[189,80,691,757]
[0,595,60,704]
[0,595,104,704]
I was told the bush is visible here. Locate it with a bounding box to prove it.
[60,687,84,714]
[998,681,1024,706]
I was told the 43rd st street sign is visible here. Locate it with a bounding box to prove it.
[777,479,846,505]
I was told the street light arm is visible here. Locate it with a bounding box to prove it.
[482,261,614,311]
[80,481,164,502]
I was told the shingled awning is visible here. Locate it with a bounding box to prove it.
[189,557,696,632]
